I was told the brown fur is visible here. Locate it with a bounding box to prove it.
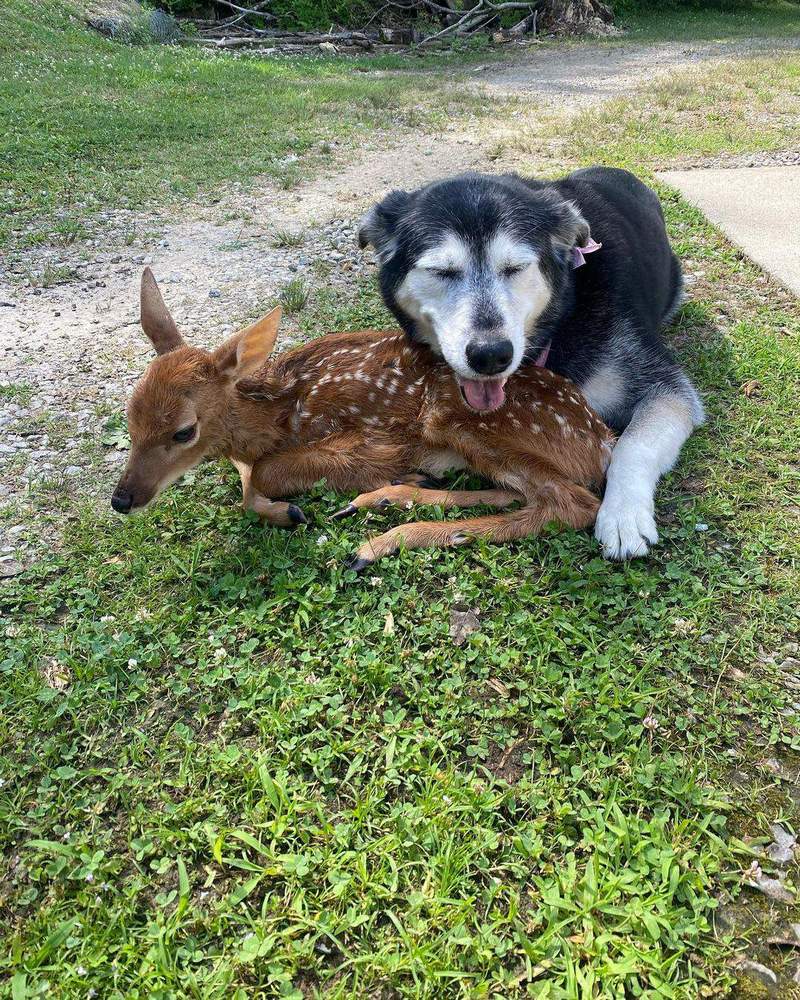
[112,270,616,567]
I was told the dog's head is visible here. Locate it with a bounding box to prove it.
[358,173,589,412]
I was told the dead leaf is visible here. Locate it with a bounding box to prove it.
[39,658,71,691]
[744,864,796,904]
[449,603,480,646]
[487,678,510,698]
[767,922,800,948]
[740,379,761,397]
[767,824,797,864]
[739,960,778,989]
[383,611,395,636]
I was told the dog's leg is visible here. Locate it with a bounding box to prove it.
[595,384,703,559]
[331,484,522,519]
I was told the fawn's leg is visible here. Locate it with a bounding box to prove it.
[231,459,307,528]
[249,433,413,500]
[331,483,522,519]
[346,479,600,570]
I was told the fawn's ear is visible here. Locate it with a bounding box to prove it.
[140,268,185,355]
[214,306,282,377]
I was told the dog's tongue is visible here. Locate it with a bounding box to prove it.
[461,378,506,412]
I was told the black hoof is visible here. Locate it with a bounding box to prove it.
[344,554,372,573]
[287,504,307,526]
[331,503,357,520]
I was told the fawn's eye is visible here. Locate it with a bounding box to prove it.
[172,424,197,444]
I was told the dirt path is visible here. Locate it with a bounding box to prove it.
[0,34,798,558]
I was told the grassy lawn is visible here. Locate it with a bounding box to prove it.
[497,51,800,170]
[0,1,485,255]
[3,9,800,1000]
[5,218,800,997]
[618,0,800,40]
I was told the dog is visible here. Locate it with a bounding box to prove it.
[358,166,704,559]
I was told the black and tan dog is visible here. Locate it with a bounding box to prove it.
[358,166,704,559]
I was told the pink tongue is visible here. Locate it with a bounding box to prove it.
[461,378,506,411]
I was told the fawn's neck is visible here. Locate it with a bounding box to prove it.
[220,376,294,465]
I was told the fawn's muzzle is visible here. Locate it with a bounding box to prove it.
[111,490,134,514]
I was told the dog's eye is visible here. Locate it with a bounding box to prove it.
[172,424,197,444]
[432,267,463,281]
[501,264,526,278]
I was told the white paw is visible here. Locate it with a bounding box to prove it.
[595,495,658,560]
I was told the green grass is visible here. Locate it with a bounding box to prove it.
[3,12,800,1000]
[619,0,800,41]
[0,2,485,255]
[280,277,311,315]
[2,197,799,996]
[499,51,800,170]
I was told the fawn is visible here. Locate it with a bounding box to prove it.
[111,269,615,569]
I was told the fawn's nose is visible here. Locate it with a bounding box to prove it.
[465,339,514,376]
[111,490,133,514]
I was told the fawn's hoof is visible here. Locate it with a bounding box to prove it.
[287,504,308,526]
[343,553,372,573]
[332,503,357,520]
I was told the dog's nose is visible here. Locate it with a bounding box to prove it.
[466,339,514,376]
[111,490,133,514]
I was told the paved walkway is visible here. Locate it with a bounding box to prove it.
[658,166,800,295]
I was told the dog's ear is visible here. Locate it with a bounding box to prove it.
[357,189,412,260]
[551,199,591,250]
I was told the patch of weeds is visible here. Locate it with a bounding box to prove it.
[272,228,305,249]
[279,277,310,315]
[272,163,303,191]
[0,383,33,405]
[51,216,88,247]
[25,264,77,289]
[100,413,130,451]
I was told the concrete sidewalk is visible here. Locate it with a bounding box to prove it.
[657,166,800,295]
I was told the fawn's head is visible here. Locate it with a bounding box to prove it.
[111,269,281,514]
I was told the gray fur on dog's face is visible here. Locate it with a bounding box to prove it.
[392,231,550,382]
[358,174,588,396]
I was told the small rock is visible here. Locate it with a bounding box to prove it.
[39,658,71,691]
[209,289,221,299]
[0,560,24,578]
[64,466,81,477]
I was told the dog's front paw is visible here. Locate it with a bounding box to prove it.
[595,494,658,560]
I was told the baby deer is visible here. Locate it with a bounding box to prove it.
[112,269,615,569]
